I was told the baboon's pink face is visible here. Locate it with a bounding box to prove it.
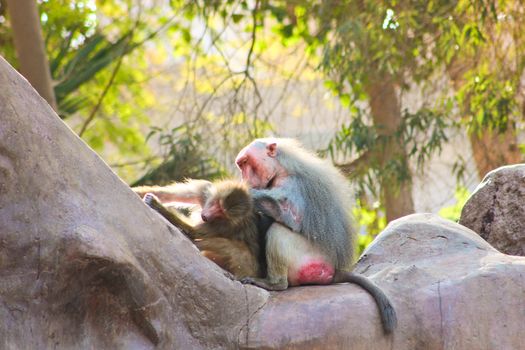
[201,196,224,222]
[235,141,279,189]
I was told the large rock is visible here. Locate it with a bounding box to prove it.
[2,56,525,349]
[244,214,525,349]
[0,56,268,349]
[459,164,525,256]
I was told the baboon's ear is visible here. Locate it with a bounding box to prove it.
[267,143,277,157]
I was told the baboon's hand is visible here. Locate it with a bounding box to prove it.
[240,277,256,285]
[143,193,160,208]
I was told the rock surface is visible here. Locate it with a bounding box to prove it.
[0,55,268,349]
[244,214,525,349]
[2,56,525,349]
[459,164,525,256]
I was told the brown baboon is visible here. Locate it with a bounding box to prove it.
[137,180,273,279]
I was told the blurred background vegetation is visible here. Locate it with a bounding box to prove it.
[1,0,524,253]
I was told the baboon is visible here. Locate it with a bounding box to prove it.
[137,180,273,279]
[235,138,397,333]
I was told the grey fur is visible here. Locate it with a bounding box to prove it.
[249,138,354,269]
[243,139,398,334]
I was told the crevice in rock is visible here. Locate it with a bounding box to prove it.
[237,286,268,348]
[479,181,499,239]
[242,286,250,346]
[437,280,444,349]
[36,237,41,280]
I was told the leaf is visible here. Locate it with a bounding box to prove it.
[232,14,243,23]
[279,24,294,38]
[50,26,78,75]
[54,32,132,100]
[58,95,89,116]
[340,94,351,107]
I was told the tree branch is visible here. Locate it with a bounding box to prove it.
[335,150,372,178]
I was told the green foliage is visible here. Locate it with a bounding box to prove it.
[328,106,452,196]
[353,198,386,256]
[457,65,518,134]
[51,32,134,118]
[400,108,452,168]
[1,0,208,182]
[329,110,376,162]
[439,186,471,222]
[260,1,465,209]
[263,0,525,235]
[131,124,228,187]
[0,2,16,64]
[53,33,115,96]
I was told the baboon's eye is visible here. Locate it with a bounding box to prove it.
[236,157,247,167]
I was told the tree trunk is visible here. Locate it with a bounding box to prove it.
[469,131,521,179]
[367,79,415,222]
[6,0,57,111]
[447,58,522,179]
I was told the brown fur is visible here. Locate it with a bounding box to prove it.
[139,180,265,279]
